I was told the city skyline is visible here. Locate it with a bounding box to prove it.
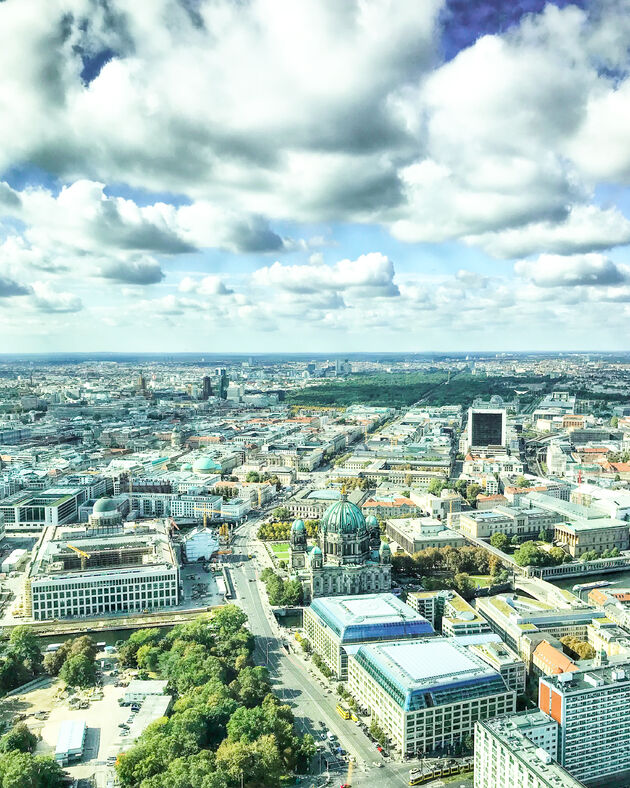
[2,0,630,352]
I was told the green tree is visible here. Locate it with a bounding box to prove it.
[549,547,570,565]
[453,572,475,599]
[229,666,270,708]
[466,483,482,505]
[282,579,304,606]
[0,751,64,788]
[272,507,290,521]
[60,653,96,688]
[513,541,553,567]
[300,638,312,655]
[538,528,549,542]
[427,479,448,496]
[118,629,164,668]
[245,471,261,483]
[0,724,37,754]
[8,627,42,672]
[215,735,284,788]
[490,533,509,551]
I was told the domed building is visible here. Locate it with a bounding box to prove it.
[88,496,123,534]
[289,493,391,600]
[192,456,222,475]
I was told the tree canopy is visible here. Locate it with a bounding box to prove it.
[116,608,314,788]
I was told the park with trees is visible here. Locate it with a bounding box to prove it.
[116,606,315,788]
[391,545,509,599]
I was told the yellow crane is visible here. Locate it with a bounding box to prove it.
[66,543,91,570]
[193,503,223,529]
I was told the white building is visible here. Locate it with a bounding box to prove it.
[55,719,87,765]
[347,637,515,756]
[474,711,581,788]
[1,548,27,574]
[124,679,168,704]
[184,528,219,561]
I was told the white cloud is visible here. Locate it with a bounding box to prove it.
[252,252,399,297]
[468,205,630,259]
[178,275,232,296]
[514,253,629,288]
[31,281,83,313]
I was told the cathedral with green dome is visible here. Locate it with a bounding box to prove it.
[289,494,391,600]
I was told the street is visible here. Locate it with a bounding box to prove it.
[229,516,416,788]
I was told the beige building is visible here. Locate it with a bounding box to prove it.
[347,638,515,756]
[385,518,466,555]
[553,517,629,557]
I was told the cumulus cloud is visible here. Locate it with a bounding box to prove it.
[99,257,165,285]
[514,253,629,288]
[252,252,399,297]
[468,205,630,259]
[0,276,30,298]
[178,275,232,295]
[31,281,83,313]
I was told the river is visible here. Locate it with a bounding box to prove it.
[37,625,175,651]
[550,570,630,596]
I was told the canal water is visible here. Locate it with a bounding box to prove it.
[550,570,630,593]
[37,625,175,651]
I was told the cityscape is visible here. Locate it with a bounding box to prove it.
[2,1,630,788]
[0,353,629,788]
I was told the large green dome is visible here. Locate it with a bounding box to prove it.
[93,497,117,514]
[193,457,221,473]
[321,497,366,535]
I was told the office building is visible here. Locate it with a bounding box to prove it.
[302,593,434,679]
[476,594,605,663]
[539,662,630,784]
[27,512,179,621]
[474,712,583,788]
[468,408,506,448]
[347,637,515,756]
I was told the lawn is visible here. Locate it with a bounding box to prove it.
[468,574,494,588]
[270,542,290,562]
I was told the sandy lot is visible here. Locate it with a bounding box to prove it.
[1,658,141,782]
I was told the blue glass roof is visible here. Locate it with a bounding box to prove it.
[353,638,509,711]
[310,594,435,643]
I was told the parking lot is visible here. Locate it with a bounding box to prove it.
[0,653,152,784]
[180,563,224,607]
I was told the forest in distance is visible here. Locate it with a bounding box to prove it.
[285,372,560,409]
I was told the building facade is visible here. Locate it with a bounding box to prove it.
[347,638,515,756]
[289,496,392,600]
[539,662,630,784]
[474,712,582,788]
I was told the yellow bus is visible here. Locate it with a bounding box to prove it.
[336,704,351,720]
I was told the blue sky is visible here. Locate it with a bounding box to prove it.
[1,0,630,353]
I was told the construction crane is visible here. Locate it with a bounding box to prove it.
[193,503,223,530]
[67,543,91,570]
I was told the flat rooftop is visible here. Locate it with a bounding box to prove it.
[479,714,582,788]
[352,636,507,710]
[310,593,434,643]
[542,661,630,694]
